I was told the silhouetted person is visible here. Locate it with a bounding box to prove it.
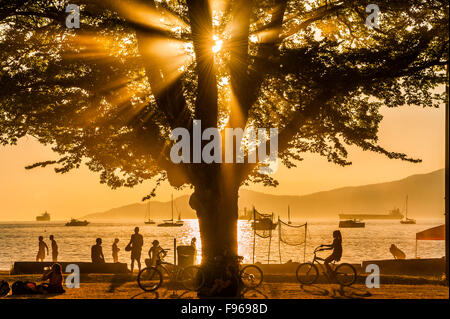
[49,235,58,262]
[36,236,49,262]
[112,238,120,263]
[191,237,197,264]
[147,240,166,267]
[91,238,105,263]
[390,244,406,259]
[209,264,238,297]
[39,263,65,294]
[321,230,342,275]
[127,227,143,272]
[190,237,197,250]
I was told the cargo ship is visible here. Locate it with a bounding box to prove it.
[339,208,403,220]
[36,211,50,221]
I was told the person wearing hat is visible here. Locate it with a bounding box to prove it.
[148,240,166,267]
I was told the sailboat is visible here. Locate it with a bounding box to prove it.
[144,200,155,224]
[157,194,184,227]
[400,195,416,224]
[288,206,292,224]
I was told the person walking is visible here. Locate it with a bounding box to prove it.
[36,236,49,262]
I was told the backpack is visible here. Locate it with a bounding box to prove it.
[11,281,37,295]
[0,280,10,297]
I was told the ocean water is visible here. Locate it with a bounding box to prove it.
[0,219,445,271]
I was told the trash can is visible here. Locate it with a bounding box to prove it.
[177,245,195,267]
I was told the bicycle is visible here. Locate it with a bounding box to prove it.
[296,245,357,286]
[137,249,205,292]
[236,256,264,289]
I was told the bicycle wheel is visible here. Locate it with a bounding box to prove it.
[137,267,163,291]
[240,265,263,289]
[334,263,357,286]
[296,263,319,285]
[180,266,205,291]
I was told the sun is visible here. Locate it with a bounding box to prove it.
[212,35,223,53]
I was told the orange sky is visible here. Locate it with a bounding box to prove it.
[0,103,445,221]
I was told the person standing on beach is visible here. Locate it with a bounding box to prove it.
[49,235,58,262]
[127,227,143,272]
[191,237,197,265]
[91,238,105,263]
[36,236,49,262]
[112,238,120,263]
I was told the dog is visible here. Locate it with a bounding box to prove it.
[389,244,406,260]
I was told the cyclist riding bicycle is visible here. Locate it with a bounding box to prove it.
[318,230,342,276]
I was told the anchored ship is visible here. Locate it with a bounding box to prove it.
[400,195,416,224]
[144,200,155,225]
[36,211,50,221]
[65,218,89,226]
[339,208,403,220]
[339,219,365,228]
[157,194,184,227]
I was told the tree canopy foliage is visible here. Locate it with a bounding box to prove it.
[0,0,448,193]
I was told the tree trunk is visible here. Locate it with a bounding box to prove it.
[189,166,241,297]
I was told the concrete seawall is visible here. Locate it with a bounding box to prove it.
[11,261,129,274]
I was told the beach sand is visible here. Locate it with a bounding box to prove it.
[0,272,447,299]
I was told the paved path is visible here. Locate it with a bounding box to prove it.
[3,280,448,299]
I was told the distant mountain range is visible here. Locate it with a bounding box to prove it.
[82,169,445,220]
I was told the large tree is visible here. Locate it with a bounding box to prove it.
[0,0,448,296]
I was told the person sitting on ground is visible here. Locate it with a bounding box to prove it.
[389,244,406,260]
[36,236,49,262]
[146,240,166,267]
[38,263,65,294]
[209,265,238,296]
[209,249,240,297]
[112,238,120,263]
[320,230,343,275]
[91,238,105,263]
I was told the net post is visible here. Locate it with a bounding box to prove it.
[268,216,272,265]
[278,217,282,264]
[253,207,256,264]
[304,223,307,262]
[174,237,177,265]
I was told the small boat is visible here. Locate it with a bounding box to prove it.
[400,195,416,224]
[36,211,50,221]
[158,219,184,227]
[252,208,277,230]
[144,201,155,225]
[65,218,89,226]
[252,218,277,230]
[339,219,365,228]
[157,194,184,227]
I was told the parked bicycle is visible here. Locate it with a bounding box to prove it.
[137,248,205,292]
[236,256,264,289]
[296,245,357,286]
